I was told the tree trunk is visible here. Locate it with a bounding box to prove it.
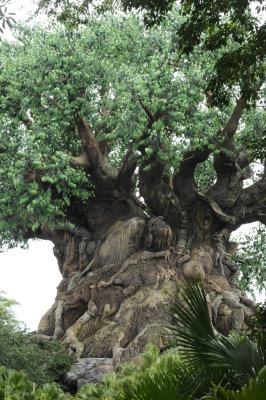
[38,196,255,363]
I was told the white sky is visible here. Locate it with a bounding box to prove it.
[0,240,61,330]
[0,0,265,331]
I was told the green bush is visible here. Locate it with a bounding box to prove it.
[0,366,71,400]
[0,292,73,386]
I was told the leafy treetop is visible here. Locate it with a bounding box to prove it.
[0,10,265,250]
[37,0,266,106]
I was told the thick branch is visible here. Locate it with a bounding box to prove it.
[75,115,97,153]
[173,146,211,205]
[70,152,91,169]
[231,167,266,227]
[117,145,137,195]
[222,98,246,149]
[139,158,166,216]
[207,96,254,208]
[196,191,235,225]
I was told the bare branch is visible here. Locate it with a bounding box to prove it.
[196,190,235,225]
[75,115,96,149]
[231,168,266,227]
[138,97,155,123]
[222,98,246,148]
[117,144,137,194]
[173,146,211,205]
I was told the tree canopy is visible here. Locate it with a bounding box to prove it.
[37,0,266,106]
[0,10,265,249]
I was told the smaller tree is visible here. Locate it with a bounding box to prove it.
[0,292,73,386]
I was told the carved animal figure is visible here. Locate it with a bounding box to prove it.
[144,216,173,251]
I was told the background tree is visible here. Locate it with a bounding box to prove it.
[0,0,15,36]
[0,292,73,385]
[0,7,265,360]
[234,225,266,296]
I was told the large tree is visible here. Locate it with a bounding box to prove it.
[0,9,265,361]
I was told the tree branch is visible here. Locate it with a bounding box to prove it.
[173,146,211,205]
[117,144,137,195]
[70,152,92,169]
[138,97,155,123]
[139,157,166,215]
[206,92,259,208]
[222,98,246,149]
[75,115,96,151]
[231,165,266,227]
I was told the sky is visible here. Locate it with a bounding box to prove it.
[0,0,265,331]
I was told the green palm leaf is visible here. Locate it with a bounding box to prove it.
[121,365,196,400]
[168,283,266,384]
[208,376,266,400]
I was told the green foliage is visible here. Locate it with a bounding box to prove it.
[168,284,266,387]
[0,292,73,386]
[75,285,266,399]
[1,11,264,249]
[37,1,265,106]
[207,377,266,400]
[0,288,266,399]
[0,366,71,400]
[234,225,266,296]
[122,0,266,106]
[246,301,266,340]
[194,156,217,191]
[75,346,195,400]
[0,0,16,36]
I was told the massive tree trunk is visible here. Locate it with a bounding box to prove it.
[0,18,264,366]
[35,96,265,362]
[37,195,256,362]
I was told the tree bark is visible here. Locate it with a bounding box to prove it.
[35,93,264,363]
[38,195,256,362]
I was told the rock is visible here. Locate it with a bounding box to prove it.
[64,357,114,391]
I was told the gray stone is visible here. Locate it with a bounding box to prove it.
[64,357,114,390]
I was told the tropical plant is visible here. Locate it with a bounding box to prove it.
[246,300,266,339]
[1,286,266,399]
[0,366,71,400]
[167,283,266,393]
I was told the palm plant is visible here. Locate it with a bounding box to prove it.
[168,283,266,393]
[75,284,266,399]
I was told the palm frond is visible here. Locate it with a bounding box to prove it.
[121,359,197,400]
[167,283,266,384]
[208,376,266,400]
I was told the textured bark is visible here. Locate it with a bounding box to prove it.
[38,196,256,362]
[34,94,264,363]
